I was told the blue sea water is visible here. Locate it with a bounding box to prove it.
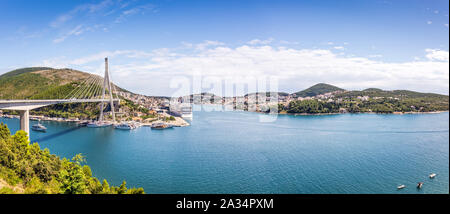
[1,108,448,194]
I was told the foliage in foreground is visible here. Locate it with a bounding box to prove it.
[0,123,144,194]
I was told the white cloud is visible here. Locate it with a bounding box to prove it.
[280,40,300,45]
[49,0,155,43]
[247,38,274,45]
[195,40,225,50]
[425,49,449,61]
[53,25,87,43]
[333,46,345,50]
[115,4,155,23]
[445,24,449,28]
[427,21,433,25]
[38,43,450,96]
[50,0,113,28]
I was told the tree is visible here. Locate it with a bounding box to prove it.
[117,181,127,194]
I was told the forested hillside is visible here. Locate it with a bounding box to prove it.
[0,123,144,194]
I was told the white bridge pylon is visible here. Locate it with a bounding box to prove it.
[0,57,119,138]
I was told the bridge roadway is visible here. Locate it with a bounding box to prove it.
[0,99,120,139]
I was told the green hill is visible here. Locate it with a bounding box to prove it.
[292,83,344,97]
[0,68,91,100]
[284,87,448,114]
[0,67,53,78]
[0,67,127,100]
[0,67,127,120]
[335,89,449,100]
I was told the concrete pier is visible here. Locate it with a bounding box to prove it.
[19,110,29,140]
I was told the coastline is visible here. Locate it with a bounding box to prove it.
[0,113,191,127]
[262,110,449,116]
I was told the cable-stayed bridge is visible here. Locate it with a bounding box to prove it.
[0,58,119,138]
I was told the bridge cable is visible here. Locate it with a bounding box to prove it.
[74,75,97,99]
[85,76,100,100]
[107,68,119,99]
[63,75,91,99]
[93,76,103,99]
[90,77,100,99]
[89,76,103,100]
[78,75,98,99]
[70,75,94,99]
[63,74,93,100]
[83,75,100,99]
[79,75,96,100]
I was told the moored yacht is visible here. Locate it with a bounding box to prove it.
[397,185,406,190]
[114,122,137,130]
[31,123,47,132]
[429,173,436,179]
[87,121,112,128]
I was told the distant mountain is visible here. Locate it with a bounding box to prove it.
[292,83,344,97]
[0,67,126,100]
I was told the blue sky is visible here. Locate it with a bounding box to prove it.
[0,0,448,96]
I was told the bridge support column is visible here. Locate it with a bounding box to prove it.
[19,110,30,139]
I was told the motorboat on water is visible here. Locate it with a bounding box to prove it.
[87,121,112,128]
[397,185,406,190]
[151,123,174,130]
[429,173,436,179]
[114,122,138,130]
[31,123,47,132]
[77,121,90,127]
[417,182,424,189]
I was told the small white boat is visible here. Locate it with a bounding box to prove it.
[114,122,137,130]
[87,121,112,128]
[397,185,406,190]
[429,173,436,179]
[32,123,47,132]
